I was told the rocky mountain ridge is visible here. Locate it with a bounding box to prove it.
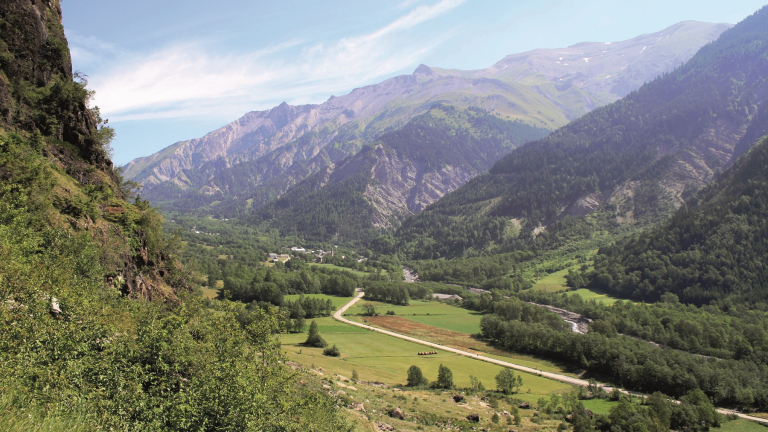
[386,9,768,259]
[251,106,548,242]
[123,21,730,216]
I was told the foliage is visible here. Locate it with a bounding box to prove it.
[435,364,454,389]
[323,344,341,357]
[495,368,523,394]
[304,320,328,348]
[406,365,428,387]
[591,136,768,306]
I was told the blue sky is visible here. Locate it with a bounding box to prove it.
[61,0,767,165]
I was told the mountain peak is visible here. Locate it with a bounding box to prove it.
[413,64,436,76]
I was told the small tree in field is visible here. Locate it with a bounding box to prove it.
[304,320,327,347]
[407,365,428,387]
[435,364,453,389]
[323,344,340,357]
[495,368,522,394]
[362,303,377,316]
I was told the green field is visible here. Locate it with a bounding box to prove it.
[280,318,572,397]
[284,294,354,309]
[532,267,573,292]
[347,299,481,334]
[580,398,620,415]
[571,288,620,305]
[717,420,768,432]
[307,263,371,277]
[200,287,218,299]
[347,299,574,375]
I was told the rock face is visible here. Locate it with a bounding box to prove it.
[0,0,188,302]
[251,105,549,242]
[0,0,109,168]
[123,21,729,216]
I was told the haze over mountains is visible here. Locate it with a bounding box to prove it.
[123,21,729,217]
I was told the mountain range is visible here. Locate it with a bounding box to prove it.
[250,105,549,242]
[386,9,768,259]
[123,21,729,217]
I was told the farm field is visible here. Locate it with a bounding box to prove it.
[347,299,482,334]
[280,317,572,398]
[344,300,574,376]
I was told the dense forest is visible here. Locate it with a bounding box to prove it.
[386,6,768,260]
[590,136,768,305]
[454,293,768,409]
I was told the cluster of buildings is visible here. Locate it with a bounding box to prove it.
[268,253,291,263]
[267,246,346,264]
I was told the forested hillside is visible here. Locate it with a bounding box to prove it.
[590,135,768,305]
[0,1,349,430]
[250,105,548,243]
[386,6,768,260]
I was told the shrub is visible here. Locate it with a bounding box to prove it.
[323,344,341,357]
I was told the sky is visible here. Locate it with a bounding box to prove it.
[61,0,767,165]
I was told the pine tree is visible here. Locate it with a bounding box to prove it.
[304,320,327,347]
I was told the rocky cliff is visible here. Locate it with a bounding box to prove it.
[250,105,550,242]
[0,0,186,301]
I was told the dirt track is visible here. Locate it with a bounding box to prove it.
[333,291,768,425]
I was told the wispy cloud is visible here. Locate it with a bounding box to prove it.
[83,0,468,123]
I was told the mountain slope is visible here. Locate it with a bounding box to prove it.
[387,8,768,259]
[251,105,548,243]
[591,134,768,306]
[123,21,729,216]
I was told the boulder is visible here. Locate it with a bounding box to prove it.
[519,402,531,409]
[453,394,465,403]
[389,407,404,420]
[348,403,365,412]
[466,413,480,422]
[375,422,394,431]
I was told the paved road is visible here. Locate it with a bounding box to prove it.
[333,291,768,425]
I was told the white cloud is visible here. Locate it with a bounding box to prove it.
[86,0,468,123]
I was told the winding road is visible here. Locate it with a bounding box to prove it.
[333,291,768,425]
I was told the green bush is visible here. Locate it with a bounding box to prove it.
[323,344,341,357]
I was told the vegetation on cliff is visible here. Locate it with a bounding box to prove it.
[0,1,349,430]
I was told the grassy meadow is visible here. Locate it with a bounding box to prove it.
[571,288,620,305]
[280,318,572,398]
